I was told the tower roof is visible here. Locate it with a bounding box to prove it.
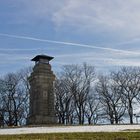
[31,55,54,61]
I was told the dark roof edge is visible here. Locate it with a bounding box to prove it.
[31,55,54,61]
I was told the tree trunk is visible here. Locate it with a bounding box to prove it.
[115,117,118,124]
[88,118,92,125]
[128,102,133,124]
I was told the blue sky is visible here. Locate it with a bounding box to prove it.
[1,0,140,75]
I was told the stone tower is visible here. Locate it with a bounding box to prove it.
[27,54,56,125]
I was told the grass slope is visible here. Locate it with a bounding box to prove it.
[0,132,140,140]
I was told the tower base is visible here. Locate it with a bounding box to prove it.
[27,115,57,125]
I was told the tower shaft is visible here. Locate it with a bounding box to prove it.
[27,55,56,125]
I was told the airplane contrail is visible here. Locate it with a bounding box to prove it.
[0,33,139,55]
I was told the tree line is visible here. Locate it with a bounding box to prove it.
[0,64,140,126]
[55,64,140,125]
[0,68,31,127]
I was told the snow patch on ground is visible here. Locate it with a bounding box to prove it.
[0,125,140,135]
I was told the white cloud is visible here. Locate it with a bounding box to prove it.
[2,0,140,73]
[1,33,140,56]
[8,0,66,23]
[105,58,140,67]
[1,33,140,69]
[52,0,140,37]
[55,51,140,68]
[8,0,140,38]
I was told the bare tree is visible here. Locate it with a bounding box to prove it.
[54,79,74,124]
[18,67,32,125]
[96,75,126,124]
[55,63,96,124]
[111,67,140,124]
[0,73,22,126]
[0,79,5,127]
[85,91,100,124]
[0,67,32,126]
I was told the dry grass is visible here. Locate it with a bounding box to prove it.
[0,132,140,140]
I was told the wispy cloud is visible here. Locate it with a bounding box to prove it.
[4,0,66,24]
[0,48,39,51]
[1,0,140,75]
[52,0,140,37]
[114,38,140,46]
[106,58,140,67]
[0,33,140,56]
[4,0,140,38]
[55,51,140,67]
